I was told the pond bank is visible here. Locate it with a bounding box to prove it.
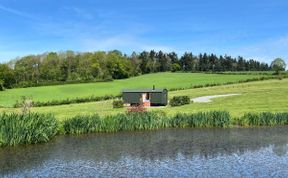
[1,111,288,147]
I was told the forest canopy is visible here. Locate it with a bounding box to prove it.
[0,50,271,89]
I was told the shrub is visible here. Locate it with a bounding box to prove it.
[113,100,124,108]
[170,96,191,107]
[14,96,34,112]
[0,113,58,146]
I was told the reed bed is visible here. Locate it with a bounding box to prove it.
[237,112,288,126]
[170,111,231,128]
[63,112,168,134]
[0,113,58,146]
[1,111,288,147]
[63,111,230,134]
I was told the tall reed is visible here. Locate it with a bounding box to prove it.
[238,112,288,126]
[0,113,58,146]
[63,111,230,134]
[170,111,231,128]
[63,112,169,134]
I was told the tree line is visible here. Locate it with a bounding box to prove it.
[0,50,271,89]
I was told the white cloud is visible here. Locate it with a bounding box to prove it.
[224,35,288,69]
[63,7,94,20]
[0,4,36,19]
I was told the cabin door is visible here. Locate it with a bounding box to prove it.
[142,93,151,107]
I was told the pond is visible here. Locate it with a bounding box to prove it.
[1,127,288,177]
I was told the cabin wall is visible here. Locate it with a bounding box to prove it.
[123,90,168,106]
[123,92,142,104]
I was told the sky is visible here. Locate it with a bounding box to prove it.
[0,0,287,65]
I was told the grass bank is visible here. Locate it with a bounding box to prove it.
[2,78,285,119]
[0,72,268,107]
[1,111,288,147]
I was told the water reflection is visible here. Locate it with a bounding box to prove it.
[0,127,288,177]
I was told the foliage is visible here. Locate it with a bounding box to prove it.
[170,96,191,106]
[63,111,231,135]
[113,100,124,108]
[271,58,286,74]
[0,64,15,89]
[170,111,231,128]
[236,112,288,126]
[171,63,181,72]
[14,96,34,113]
[63,114,101,134]
[0,113,58,146]
[0,79,4,91]
[63,112,168,134]
[1,111,288,146]
[60,111,288,136]
[0,50,273,89]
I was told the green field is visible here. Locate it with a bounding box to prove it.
[1,78,287,120]
[0,72,266,107]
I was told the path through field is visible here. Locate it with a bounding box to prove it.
[191,94,241,103]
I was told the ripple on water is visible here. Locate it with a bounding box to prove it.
[1,127,288,177]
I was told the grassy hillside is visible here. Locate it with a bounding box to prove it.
[1,78,287,119]
[0,72,265,107]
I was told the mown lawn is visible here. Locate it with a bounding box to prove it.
[0,72,265,107]
[1,78,287,120]
[162,78,288,117]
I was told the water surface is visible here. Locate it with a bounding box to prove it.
[1,127,288,177]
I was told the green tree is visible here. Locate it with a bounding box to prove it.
[180,52,193,71]
[171,63,181,72]
[106,51,134,79]
[14,55,40,83]
[271,58,286,74]
[0,64,15,88]
[0,79,5,91]
[40,52,61,81]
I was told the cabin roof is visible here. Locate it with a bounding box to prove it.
[122,88,167,93]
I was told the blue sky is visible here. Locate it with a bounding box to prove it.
[0,0,287,65]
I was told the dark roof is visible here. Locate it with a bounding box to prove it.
[122,88,167,93]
